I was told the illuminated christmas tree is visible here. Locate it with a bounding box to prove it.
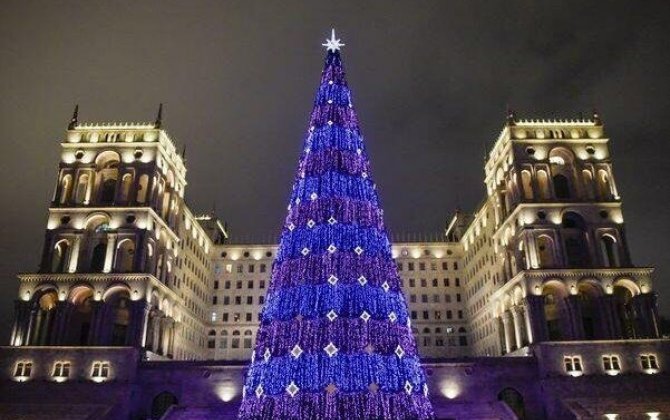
[238,30,434,420]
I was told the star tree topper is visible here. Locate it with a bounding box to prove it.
[322,29,345,52]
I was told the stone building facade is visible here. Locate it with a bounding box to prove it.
[1,111,668,419]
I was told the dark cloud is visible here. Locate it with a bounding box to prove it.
[1,0,669,337]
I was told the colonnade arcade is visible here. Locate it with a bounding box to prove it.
[495,274,659,354]
[10,281,179,359]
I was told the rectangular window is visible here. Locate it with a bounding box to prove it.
[223,296,230,305]
[409,279,416,287]
[214,281,219,290]
[564,356,583,376]
[445,294,451,303]
[423,336,431,346]
[224,281,231,289]
[244,338,252,348]
[456,293,462,302]
[411,311,417,320]
[433,294,440,303]
[444,278,450,287]
[212,296,218,305]
[246,296,253,304]
[442,262,448,270]
[436,337,444,346]
[455,278,461,287]
[236,281,242,289]
[430,262,437,271]
[222,313,229,322]
[453,262,458,270]
[602,355,621,373]
[435,311,442,320]
[458,310,463,319]
[447,310,453,319]
[235,296,241,305]
[410,295,416,303]
[422,311,429,320]
[233,313,240,322]
[247,280,253,289]
[52,362,71,378]
[232,338,240,348]
[91,362,110,380]
[432,278,438,287]
[641,354,659,371]
[219,338,228,349]
[420,279,427,287]
[14,361,32,378]
[421,294,428,303]
[259,295,265,304]
[236,265,243,273]
[260,264,266,273]
[408,262,415,271]
[248,264,255,273]
[259,280,266,289]
[419,262,426,271]
[246,313,252,322]
[397,262,403,271]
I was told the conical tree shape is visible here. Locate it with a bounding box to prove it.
[239,42,434,420]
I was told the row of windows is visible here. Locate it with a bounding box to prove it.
[213,295,265,305]
[409,293,461,304]
[403,278,461,288]
[564,354,660,376]
[220,263,268,275]
[410,309,463,320]
[215,279,267,290]
[13,361,110,382]
[397,261,458,271]
[212,312,258,323]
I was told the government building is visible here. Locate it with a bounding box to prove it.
[0,108,668,419]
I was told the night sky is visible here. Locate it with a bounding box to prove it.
[1,1,669,338]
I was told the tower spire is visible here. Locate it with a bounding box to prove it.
[68,104,79,130]
[154,103,163,129]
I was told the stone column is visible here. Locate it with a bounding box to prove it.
[596,294,621,339]
[87,301,104,345]
[633,293,660,338]
[10,300,32,346]
[68,235,82,273]
[129,300,151,347]
[502,311,515,353]
[511,306,524,349]
[523,304,534,344]
[524,295,547,343]
[563,295,585,340]
[103,233,117,273]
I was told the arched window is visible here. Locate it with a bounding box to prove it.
[553,174,570,199]
[458,327,468,346]
[219,330,228,349]
[75,173,91,204]
[119,173,133,203]
[90,243,107,272]
[600,235,619,268]
[151,392,177,420]
[115,239,135,272]
[542,283,566,340]
[51,240,70,273]
[29,290,58,345]
[243,330,253,349]
[521,170,533,200]
[536,235,555,268]
[107,290,131,346]
[231,330,240,349]
[562,212,590,268]
[60,174,73,205]
[68,286,94,345]
[582,170,595,200]
[537,169,551,200]
[136,174,149,204]
[95,152,120,205]
[207,330,216,349]
[613,285,636,339]
[498,388,525,419]
[598,169,612,200]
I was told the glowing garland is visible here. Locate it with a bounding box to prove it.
[239,43,434,419]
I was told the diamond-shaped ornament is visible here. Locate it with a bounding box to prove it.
[324,342,338,357]
[327,99,333,104]
[404,381,413,395]
[290,344,303,359]
[327,244,337,253]
[356,148,362,155]
[301,247,310,256]
[327,120,333,126]
[255,384,264,398]
[354,246,364,255]
[388,312,397,323]
[358,275,367,286]
[264,348,271,362]
[362,172,368,179]
[381,281,390,292]
[310,192,318,201]
[328,80,334,85]
[328,216,337,225]
[326,310,338,322]
[287,223,295,231]
[395,345,405,359]
[327,275,338,285]
[286,381,300,397]
[307,219,316,228]
[360,311,371,322]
